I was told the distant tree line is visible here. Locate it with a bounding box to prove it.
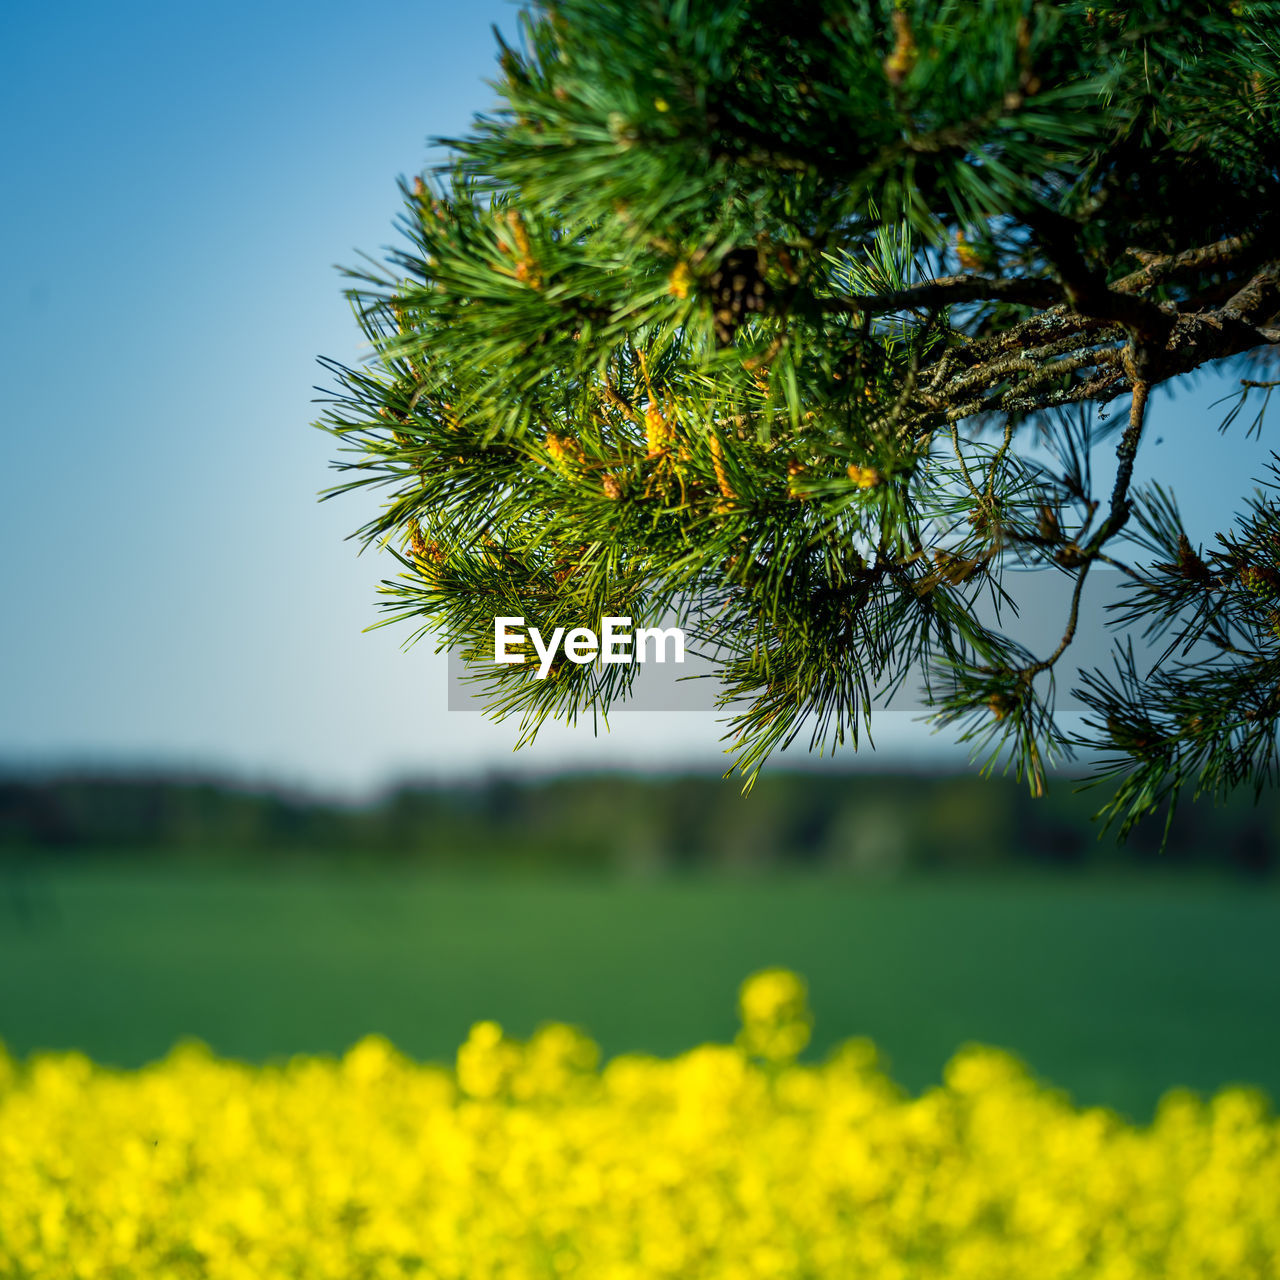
[0,771,1273,876]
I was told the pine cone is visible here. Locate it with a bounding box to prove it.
[707,248,771,346]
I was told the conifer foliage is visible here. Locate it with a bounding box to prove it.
[319,0,1280,833]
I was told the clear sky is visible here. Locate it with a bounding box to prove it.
[1,1,1272,794]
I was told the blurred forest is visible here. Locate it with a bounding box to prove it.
[1,771,1274,876]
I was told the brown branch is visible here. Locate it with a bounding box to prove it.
[1008,353,1154,693]
[950,420,984,502]
[824,274,1059,317]
[1087,352,1151,556]
[896,269,1279,437]
[1021,205,1176,344]
[1112,234,1258,294]
[1221,261,1280,328]
[1024,562,1093,679]
[950,307,1123,368]
[1002,367,1128,416]
[931,344,1121,408]
[921,347,1126,432]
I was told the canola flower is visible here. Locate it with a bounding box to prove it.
[1,970,1277,1279]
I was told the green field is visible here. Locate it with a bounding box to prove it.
[1,863,1277,1121]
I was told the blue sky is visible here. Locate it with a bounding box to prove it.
[1,1,1272,793]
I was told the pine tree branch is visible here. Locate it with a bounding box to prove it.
[321,0,1280,824]
[893,268,1280,436]
[1112,233,1260,294]
[1087,355,1151,555]
[1021,205,1176,344]
[822,274,1060,316]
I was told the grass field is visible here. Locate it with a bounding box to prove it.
[1,862,1277,1121]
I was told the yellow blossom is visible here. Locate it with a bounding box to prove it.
[667,262,694,300]
[0,974,1277,1279]
[848,463,883,489]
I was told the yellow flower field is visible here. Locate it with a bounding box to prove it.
[1,970,1275,1279]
